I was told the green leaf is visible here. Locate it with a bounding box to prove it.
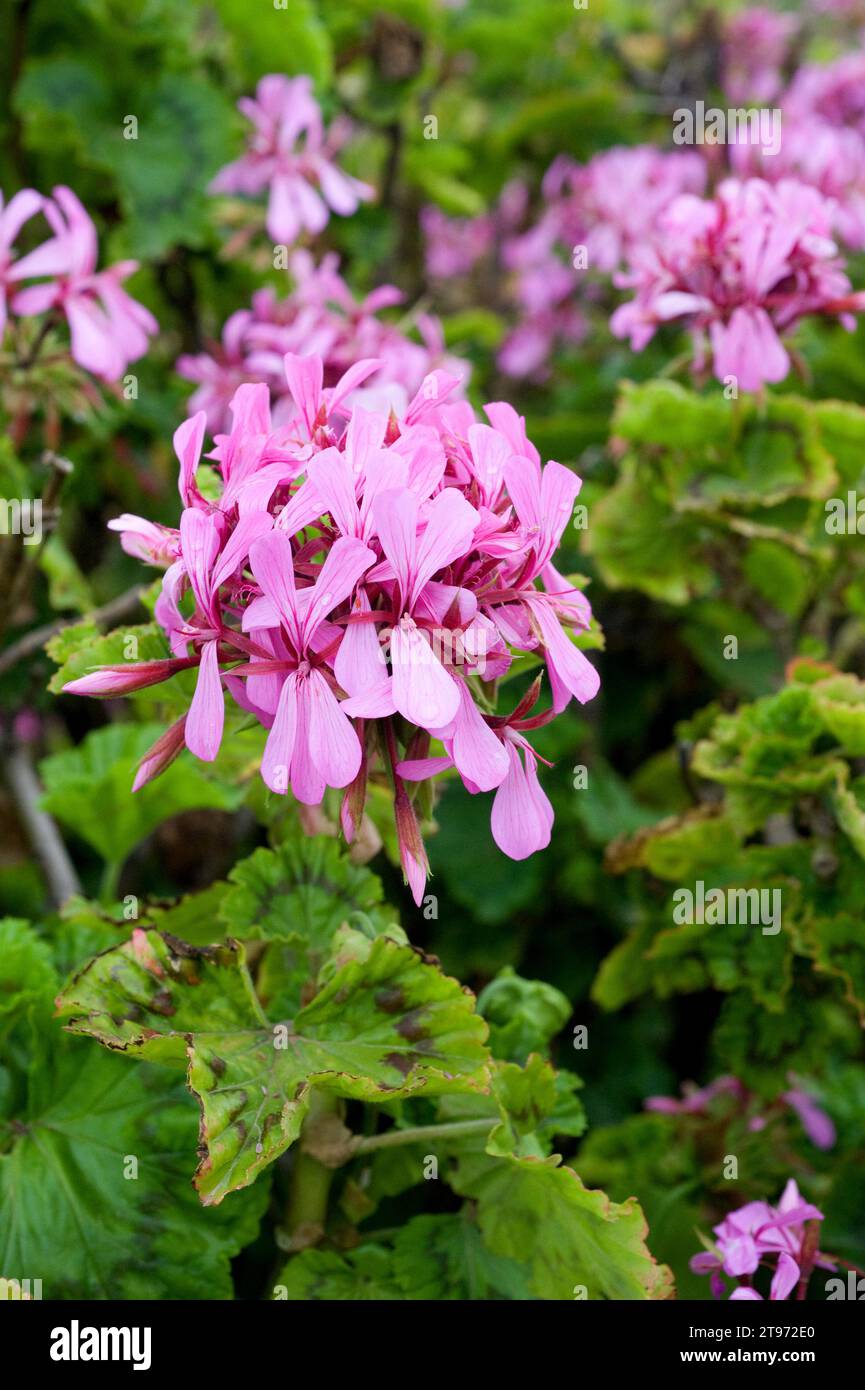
[38,535,93,613]
[486,1054,565,1157]
[613,379,734,450]
[57,930,491,1203]
[477,966,572,1063]
[38,724,244,870]
[213,0,332,88]
[586,459,709,604]
[451,1145,673,1300]
[221,837,396,946]
[145,882,232,945]
[220,837,401,1013]
[391,1212,533,1300]
[56,934,260,1066]
[15,56,112,162]
[273,1246,395,1300]
[576,1113,707,1300]
[101,75,236,258]
[52,898,128,978]
[0,1040,266,1298]
[572,757,660,847]
[0,919,57,1029]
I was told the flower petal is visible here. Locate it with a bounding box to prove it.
[391,621,459,729]
[185,640,224,762]
[306,669,362,788]
[261,671,298,794]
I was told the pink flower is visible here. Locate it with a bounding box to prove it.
[106,515,180,566]
[177,251,468,434]
[722,8,797,104]
[785,52,865,139]
[398,679,555,862]
[645,1072,835,1150]
[421,205,494,279]
[0,188,42,338]
[544,147,707,275]
[343,485,480,728]
[428,149,704,381]
[728,1252,800,1302]
[245,530,375,801]
[66,353,600,902]
[645,1075,744,1115]
[611,178,865,391]
[209,75,373,245]
[12,186,157,380]
[781,1087,837,1150]
[690,1180,830,1301]
[730,118,865,251]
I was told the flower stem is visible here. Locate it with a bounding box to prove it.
[99,860,122,905]
[353,1117,495,1154]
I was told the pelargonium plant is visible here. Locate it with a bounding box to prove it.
[645,1074,836,1150]
[690,1180,833,1301]
[209,74,373,246]
[421,147,706,380]
[177,249,467,434]
[610,177,865,392]
[64,351,600,902]
[0,183,156,382]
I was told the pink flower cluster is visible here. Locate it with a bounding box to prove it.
[723,47,865,251]
[690,1180,832,1301]
[721,7,797,104]
[65,353,599,902]
[497,190,587,380]
[611,177,865,391]
[421,149,704,379]
[542,147,707,276]
[0,185,156,381]
[209,75,373,246]
[645,1074,836,1150]
[420,205,494,280]
[421,178,587,379]
[177,250,467,436]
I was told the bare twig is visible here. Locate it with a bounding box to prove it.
[3,741,81,907]
[0,581,147,680]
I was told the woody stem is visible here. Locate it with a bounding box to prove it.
[284,1092,341,1250]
